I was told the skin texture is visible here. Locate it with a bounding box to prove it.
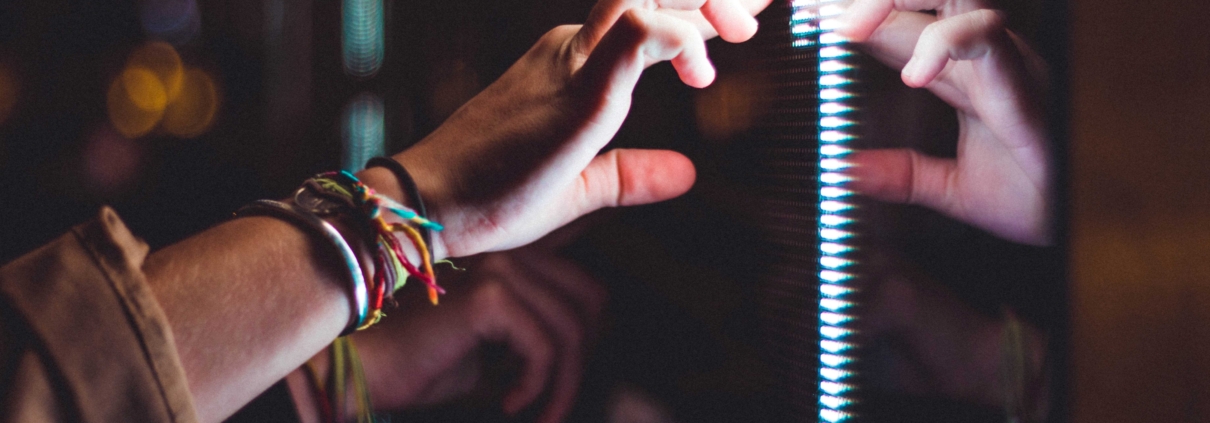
[144,0,771,421]
[837,0,1052,245]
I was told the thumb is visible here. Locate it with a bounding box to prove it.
[572,148,697,217]
[847,148,958,211]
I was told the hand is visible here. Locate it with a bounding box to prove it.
[361,0,773,259]
[348,237,608,423]
[837,0,1052,245]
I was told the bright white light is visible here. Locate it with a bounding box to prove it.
[821,409,851,423]
[820,201,852,212]
[820,46,849,58]
[820,312,853,325]
[820,257,851,269]
[820,326,852,339]
[820,130,852,142]
[821,353,851,367]
[820,60,851,73]
[819,214,853,226]
[820,367,852,381]
[820,145,851,157]
[820,116,853,128]
[820,298,852,311]
[820,340,851,354]
[820,284,854,298]
[819,242,852,255]
[820,102,851,114]
[820,89,851,100]
[820,395,852,409]
[820,186,850,198]
[820,228,851,240]
[791,23,819,35]
[820,173,852,184]
[820,381,852,395]
[820,270,851,282]
[819,74,849,87]
[821,32,848,45]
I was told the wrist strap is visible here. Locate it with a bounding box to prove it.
[235,199,369,335]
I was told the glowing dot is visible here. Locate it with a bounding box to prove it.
[820,284,854,298]
[820,367,852,381]
[821,353,852,367]
[820,298,852,311]
[162,69,219,138]
[108,68,167,138]
[127,41,185,102]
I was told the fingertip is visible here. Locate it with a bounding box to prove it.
[718,15,759,43]
[679,62,716,88]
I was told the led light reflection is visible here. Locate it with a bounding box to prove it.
[820,367,852,381]
[820,298,852,311]
[819,172,852,184]
[341,93,386,172]
[819,214,853,227]
[819,186,850,198]
[820,326,852,340]
[342,0,385,77]
[820,395,852,409]
[820,312,853,325]
[820,381,852,395]
[820,284,854,298]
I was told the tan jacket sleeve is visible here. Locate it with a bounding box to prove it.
[0,207,199,423]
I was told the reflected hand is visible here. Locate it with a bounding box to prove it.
[350,239,607,423]
[838,0,1052,245]
[361,0,772,259]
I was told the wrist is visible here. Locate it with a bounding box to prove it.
[356,163,449,261]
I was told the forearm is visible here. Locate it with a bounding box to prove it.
[144,216,351,422]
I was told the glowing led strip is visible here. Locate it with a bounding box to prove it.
[791,0,858,421]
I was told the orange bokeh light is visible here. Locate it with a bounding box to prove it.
[127,41,185,102]
[162,69,218,138]
[106,41,220,139]
[108,67,167,138]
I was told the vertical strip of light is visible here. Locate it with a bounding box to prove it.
[342,0,385,78]
[791,1,858,422]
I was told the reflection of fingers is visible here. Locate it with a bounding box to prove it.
[900,9,1009,88]
[701,0,759,42]
[838,0,992,42]
[577,8,714,92]
[512,248,609,324]
[574,0,708,55]
[847,148,957,211]
[491,260,587,423]
[471,283,555,414]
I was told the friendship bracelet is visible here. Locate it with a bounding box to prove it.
[235,199,370,335]
[365,157,433,257]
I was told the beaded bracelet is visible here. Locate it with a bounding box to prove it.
[235,199,369,335]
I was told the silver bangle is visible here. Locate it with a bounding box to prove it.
[235,199,369,335]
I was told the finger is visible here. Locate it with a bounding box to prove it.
[846,148,957,212]
[701,0,759,42]
[573,0,708,56]
[659,0,772,40]
[576,8,715,91]
[573,148,697,219]
[838,0,992,42]
[471,283,555,414]
[899,9,1007,88]
[484,255,589,423]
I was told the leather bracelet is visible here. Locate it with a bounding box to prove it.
[235,199,369,335]
[365,157,433,260]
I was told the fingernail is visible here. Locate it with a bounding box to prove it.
[901,57,920,86]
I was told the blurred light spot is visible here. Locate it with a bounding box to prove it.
[162,69,219,138]
[342,93,385,172]
[0,64,17,126]
[127,41,185,102]
[141,0,201,45]
[694,74,763,141]
[84,125,144,197]
[342,0,384,77]
[108,67,167,138]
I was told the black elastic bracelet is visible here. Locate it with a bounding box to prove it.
[365,157,433,259]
